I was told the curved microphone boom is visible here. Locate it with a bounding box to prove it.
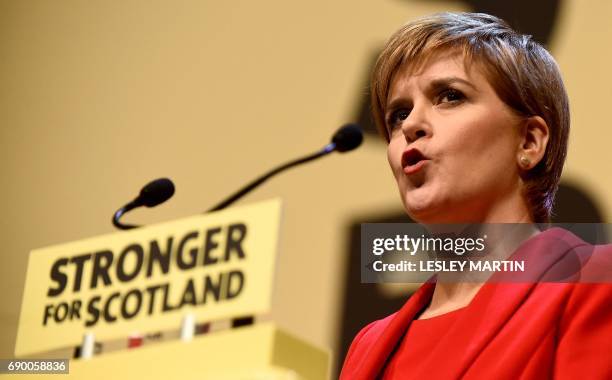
[207,124,363,212]
[112,178,175,230]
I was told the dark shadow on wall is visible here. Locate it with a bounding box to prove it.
[552,182,606,223]
[335,181,604,376]
[457,0,563,46]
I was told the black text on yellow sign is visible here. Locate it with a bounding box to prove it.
[43,223,248,327]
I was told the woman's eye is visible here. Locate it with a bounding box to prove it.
[437,89,465,104]
[387,108,410,129]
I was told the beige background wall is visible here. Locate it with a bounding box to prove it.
[1,0,610,370]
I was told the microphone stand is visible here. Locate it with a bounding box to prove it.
[207,143,336,212]
[113,201,140,230]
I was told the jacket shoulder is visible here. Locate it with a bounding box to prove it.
[340,312,397,377]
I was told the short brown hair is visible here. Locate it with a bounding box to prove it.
[371,12,570,223]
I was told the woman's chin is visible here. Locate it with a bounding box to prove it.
[405,201,484,224]
[402,192,459,224]
[402,197,441,223]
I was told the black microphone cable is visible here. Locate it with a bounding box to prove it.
[111,124,362,229]
[207,123,363,212]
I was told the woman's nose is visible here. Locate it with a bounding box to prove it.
[401,109,430,142]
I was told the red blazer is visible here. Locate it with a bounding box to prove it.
[340,228,612,379]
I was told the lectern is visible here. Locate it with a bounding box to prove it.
[15,199,329,379]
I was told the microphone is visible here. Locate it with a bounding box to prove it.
[112,178,175,230]
[207,123,363,212]
[330,124,363,152]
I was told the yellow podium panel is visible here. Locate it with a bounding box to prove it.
[14,323,329,380]
[16,199,282,356]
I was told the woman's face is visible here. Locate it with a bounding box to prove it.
[386,52,526,223]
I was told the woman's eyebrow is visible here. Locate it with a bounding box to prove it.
[386,76,477,109]
[427,76,477,92]
[385,97,410,115]
[385,76,478,112]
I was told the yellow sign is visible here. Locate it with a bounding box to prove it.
[15,199,282,356]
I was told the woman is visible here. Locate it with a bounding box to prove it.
[340,12,612,379]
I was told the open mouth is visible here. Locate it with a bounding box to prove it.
[402,148,427,168]
[401,148,429,175]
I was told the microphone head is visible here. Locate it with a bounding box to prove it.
[332,124,363,152]
[138,178,175,207]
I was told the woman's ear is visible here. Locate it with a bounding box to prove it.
[517,116,549,170]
